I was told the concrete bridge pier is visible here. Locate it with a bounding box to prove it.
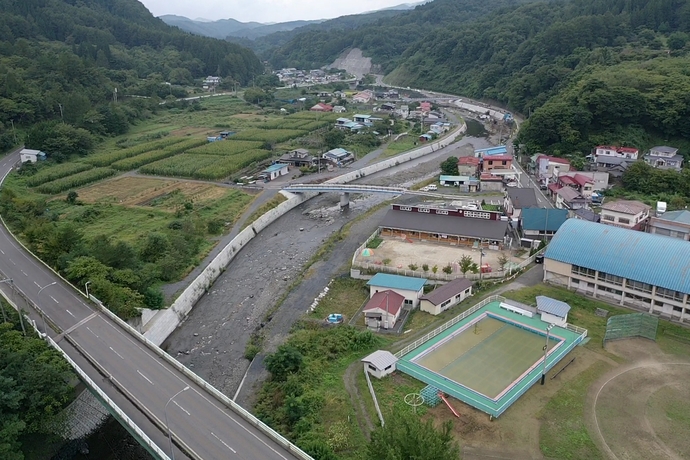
[340,192,350,208]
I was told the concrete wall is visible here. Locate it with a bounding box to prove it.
[143,122,468,345]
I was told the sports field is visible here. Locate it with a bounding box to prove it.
[415,317,558,399]
[396,301,586,417]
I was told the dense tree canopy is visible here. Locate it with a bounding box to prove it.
[0,308,73,459]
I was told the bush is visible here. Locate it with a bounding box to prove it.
[442,264,453,274]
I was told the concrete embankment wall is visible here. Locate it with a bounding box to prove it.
[144,121,468,345]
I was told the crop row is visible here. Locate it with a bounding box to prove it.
[140,150,272,180]
[25,162,93,186]
[298,120,330,131]
[231,129,306,143]
[287,112,341,121]
[85,137,187,167]
[187,140,264,156]
[35,168,117,194]
[111,149,172,170]
[253,119,314,130]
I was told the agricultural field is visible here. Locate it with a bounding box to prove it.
[140,150,273,180]
[231,128,306,143]
[186,141,264,156]
[35,168,117,194]
[58,176,255,243]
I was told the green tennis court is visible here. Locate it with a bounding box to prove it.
[415,317,557,398]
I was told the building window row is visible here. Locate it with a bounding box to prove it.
[598,271,624,286]
[572,265,596,278]
[628,279,653,294]
[656,287,685,302]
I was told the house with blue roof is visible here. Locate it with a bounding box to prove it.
[260,163,289,181]
[544,219,690,323]
[521,208,568,241]
[536,296,571,326]
[474,146,508,158]
[367,273,427,308]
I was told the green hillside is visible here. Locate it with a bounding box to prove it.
[0,0,263,149]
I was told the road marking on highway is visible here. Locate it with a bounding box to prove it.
[137,369,154,386]
[0,249,4,254]
[210,432,236,454]
[86,326,99,338]
[21,270,27,276]
[65,309,74,317]
[50,295,59,304]
[34,281,40,287]
[173,400,190,416]
[109,346,125,360]
[60,313,97,338]
[10,259,15,265]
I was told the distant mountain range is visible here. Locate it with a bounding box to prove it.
[159,2,426,40]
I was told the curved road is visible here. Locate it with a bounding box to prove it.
[0,149,301,459]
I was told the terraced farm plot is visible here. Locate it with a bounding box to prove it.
[187,141,264,156]
[35,168,117,194]
[85,137,188,166]
[231,129,306,143]
[110,138,208,170]
[25,162,93,186]
[74,176,252,212]
[140,150,272,180]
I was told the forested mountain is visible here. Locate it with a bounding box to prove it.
[0,0,263,150]
[160,15,322,40]
[261,0,533,70]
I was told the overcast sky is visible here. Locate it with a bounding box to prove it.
[139,0,415,23]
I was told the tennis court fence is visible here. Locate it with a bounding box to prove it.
[603,313,658,345]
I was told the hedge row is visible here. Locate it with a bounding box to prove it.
[36,168,117,194]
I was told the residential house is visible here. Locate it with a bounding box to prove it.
[202,76,221,90]
[644,146,683,171]
[361,350,397,379]
[572,208,600,223]
[335,118,364,132]
[537,155,571,183]
[19,148,46,163]
[504,188,539,217]
[457,156,480,177]
[520,207,569,241]
[277,149,317,168]
[420,278,473,315]
[647,210,690,241]
[600,200,650,231]
[594,145,639,160]
[352,90,374,103]
[332,105,347,113]
[396,105,409,119]
[550,173,594,200]
[353,114,373,125]
[595,156,631,179]
[363,290,405,329]
[379,103,396,111]
[322,148,354,165]
[559,171,609,194]
[554,186,587,210]
[419,133,433,142]
[475,146,508,158]
[439,175,479,192]
[480,173,504,192]
[335,117,351,127]
[429,121,450,135]
[385,90,399,99]
[316,91,331,98]
[482,154,513,172]
[366,273,427,309]
[260,163,289,181]
[535,296,571,327]
[310,103,333,112]
[419,101,432,112]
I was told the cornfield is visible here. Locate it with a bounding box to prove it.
[36,168,117,194]
[26,162,93,186]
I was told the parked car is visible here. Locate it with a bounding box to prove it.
[535,254,544,264]
[427,184,437,191]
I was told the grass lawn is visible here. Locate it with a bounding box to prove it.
[381,137,417,158]
[538,360,610,460]
[309,277,370,323]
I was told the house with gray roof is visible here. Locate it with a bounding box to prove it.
[362,350,398,379]
[420,278,473,315]
[644,146,683,171]
[504,188,539,218]
[647,210,690,241]
[544,219,690,323]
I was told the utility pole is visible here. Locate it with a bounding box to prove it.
[541,324,554,385]
[58,104,64,123]
[113,87,118,103]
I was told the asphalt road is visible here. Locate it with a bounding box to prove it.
[0,149,301,459]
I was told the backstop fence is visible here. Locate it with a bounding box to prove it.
[603,313,659,346]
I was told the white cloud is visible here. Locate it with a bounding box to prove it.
[140,0,413,23]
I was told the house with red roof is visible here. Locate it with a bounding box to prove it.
[458,156,480,177]
[310,102,333,112]
[537,155,571,182]
[363,290,405,330]
[419,101,432,112]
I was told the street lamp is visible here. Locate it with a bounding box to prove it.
[0,278,13,323]
[37,282,58,335]
[479,247,486,283]
[85,281,91,299]
[541,324,555,385]
[164,386,190,460]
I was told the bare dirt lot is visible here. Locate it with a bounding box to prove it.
[355,237,526,274]
[328,48,372,78]
[587,339,690,460]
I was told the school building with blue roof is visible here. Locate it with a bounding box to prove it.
[543,218,690,323]
[367,273,427,309]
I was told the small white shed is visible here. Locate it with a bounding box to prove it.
[362,350,398,379]
[536,296,571,327]
[20,148,46,163]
